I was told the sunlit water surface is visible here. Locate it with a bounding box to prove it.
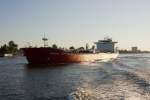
[0,54,150,100]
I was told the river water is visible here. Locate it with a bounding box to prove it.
[0,54,150,100]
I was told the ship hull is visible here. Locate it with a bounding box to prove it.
[22,48,119,64]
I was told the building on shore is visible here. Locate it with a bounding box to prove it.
[131,47,138,53]
[119,46,150,54]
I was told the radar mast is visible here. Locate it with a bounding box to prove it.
[42,34,48,47]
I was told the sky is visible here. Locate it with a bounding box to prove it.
[0,0,150,50]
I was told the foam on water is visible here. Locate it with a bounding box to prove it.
[68,54,150,100]
[68,74,150,100]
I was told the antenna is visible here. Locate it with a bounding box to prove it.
[42,33,48,47]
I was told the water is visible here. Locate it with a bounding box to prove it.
[0,54,150,100]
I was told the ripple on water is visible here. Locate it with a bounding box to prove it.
[1,55,150,100]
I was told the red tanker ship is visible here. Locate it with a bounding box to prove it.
[22,37,118,64]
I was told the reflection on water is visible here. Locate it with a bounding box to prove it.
[0,54,150,100]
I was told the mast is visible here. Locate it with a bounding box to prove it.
[42,34,48,47]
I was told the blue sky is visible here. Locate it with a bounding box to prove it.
[0,0,150,50]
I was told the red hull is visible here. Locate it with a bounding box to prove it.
[22,48,84,64]
[22,48,118,64]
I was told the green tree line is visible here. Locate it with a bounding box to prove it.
[0,41,18,55]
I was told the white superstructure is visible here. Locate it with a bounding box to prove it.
[95,38,118,53]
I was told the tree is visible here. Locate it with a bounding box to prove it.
[69,46,75,50]
[52,44,58,49]
[78,47,84,51]
[0,41,18,55]
[0,44,9,54]
[91,45,95,50]
[8,41,18,54]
